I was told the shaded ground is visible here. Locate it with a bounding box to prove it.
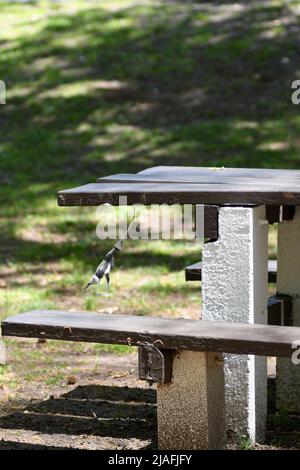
[0,339,156,450]
[0,339,300,450]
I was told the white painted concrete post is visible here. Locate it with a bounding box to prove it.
[202,206,268,443]
[157,350,225,450]
[0,339,6,365]
[277,207,300,410]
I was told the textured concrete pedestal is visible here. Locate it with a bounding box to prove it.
[202,206,268,443]
[157,350,225,450]
[277,207,300,410]
[0,339,6,365]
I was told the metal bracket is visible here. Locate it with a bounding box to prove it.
[138,342,173,386]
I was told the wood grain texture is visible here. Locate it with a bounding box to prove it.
[138,166,300,179]
[185,260,277,282]
[266,205,296,224]
[58,165,300,206]
[2,310,300,358]
[57,181,300,206]
[97,173,300,187]
[203,205,218,239]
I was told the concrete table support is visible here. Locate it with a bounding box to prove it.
[157,350,225,450]
[277,207,300,410]
[202,206,268,443]
[0,339,6,365]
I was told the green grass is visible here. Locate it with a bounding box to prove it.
[0,365,8,377]
[45,374,65,386]
[240,435,253,450]
[93,344,134,354]
[0,0,299,395]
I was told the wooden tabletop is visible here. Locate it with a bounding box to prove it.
[58,166,300,206]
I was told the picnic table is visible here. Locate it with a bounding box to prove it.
[57,166,300,444]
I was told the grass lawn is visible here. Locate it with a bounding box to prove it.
[0,0,299,449]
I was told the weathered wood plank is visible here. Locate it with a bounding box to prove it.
[139,166,300,179]
[97,173,300,187]
[266,206,296,224]
[185,260,277,283]
[58,166,300,206]
[2,310,300,358]
[266,206,281,225]
[57,181,300,206]
[203,205,218,239]
[185,261,203,281]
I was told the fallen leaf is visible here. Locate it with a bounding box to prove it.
[66,375,77,385]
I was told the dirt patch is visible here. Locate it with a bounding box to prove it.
[0,342,157,450]
[1,340,300,450]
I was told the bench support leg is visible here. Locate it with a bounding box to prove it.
[202,206,268,444]
[277,207,300,410]
[157,350,225,449]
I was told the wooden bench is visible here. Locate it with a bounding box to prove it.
[185,259,278,283]
[2,310,300,449]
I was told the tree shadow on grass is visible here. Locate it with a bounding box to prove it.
[0,0,299,268]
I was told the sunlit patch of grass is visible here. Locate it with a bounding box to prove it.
[84,297,97,311]
[1,287,58,321]
[0,363,18,391]
[93,344,134,354]
[45,374,65,386]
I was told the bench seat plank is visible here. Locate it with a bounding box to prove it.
[2,310,300,358]
[185,259,277,282]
